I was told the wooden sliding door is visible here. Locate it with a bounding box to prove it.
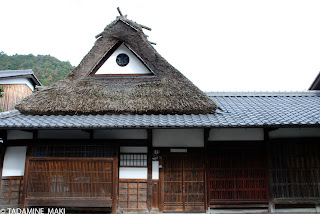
[161,154,205,212]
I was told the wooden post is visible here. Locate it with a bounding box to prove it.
[0,146,6,191]
[204,128,210,211]
[21,145,31,209]
[0,130,7,189]
[265,128,275,213]
[147,129,153,211]
[112,145,119,214]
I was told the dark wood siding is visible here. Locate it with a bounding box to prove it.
[270,140,320,202]
[208,143,269,204]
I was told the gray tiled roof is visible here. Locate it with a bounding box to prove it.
[0,69,42,86]
[0,91,319,129]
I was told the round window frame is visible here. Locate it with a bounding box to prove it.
[116,53,130,67]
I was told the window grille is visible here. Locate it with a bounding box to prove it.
[30,145,114,158]
[120,153,147,167]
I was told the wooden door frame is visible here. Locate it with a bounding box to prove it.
[159,148,206,212]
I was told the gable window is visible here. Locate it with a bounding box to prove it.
[89,42,153,76]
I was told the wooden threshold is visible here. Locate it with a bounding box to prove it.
[272,198,320,204]
[25,198,112,207]
[210,200,269,205]
[210,204,269,209]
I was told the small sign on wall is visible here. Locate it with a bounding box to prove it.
[170,148,188,153]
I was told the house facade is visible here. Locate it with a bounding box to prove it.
[0,69,41,112]
[0,15,319,214]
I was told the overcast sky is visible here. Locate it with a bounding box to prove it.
[1,0,319,92]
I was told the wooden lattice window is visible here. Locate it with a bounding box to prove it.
[30,145,114,158]
[208,144,268,203]
[25,145,115,207]
[270,141,320,200]
[27,159,113,198]
[120,153,147,167]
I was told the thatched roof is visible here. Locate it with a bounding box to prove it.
[16,16,217,115]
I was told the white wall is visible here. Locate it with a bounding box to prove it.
[94,129,147,139]
[95,43,152,75]
[2,146,27,176]
[119,167,148,179]
[209,128,264,141]
[38,130,90,139]
[152,161,159,180]
[153,129,204,147]
[0,78,34,91]
[269,128,320,139]
[7,130,33,140]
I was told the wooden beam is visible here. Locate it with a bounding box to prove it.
[25,198,112,207]
[95,32,103,39]
[81,129,94,139]
[204,128,210,211]
[117,7,123,17]
[112,145,119,214]
[147,129,152,211]
[140,24,152,31]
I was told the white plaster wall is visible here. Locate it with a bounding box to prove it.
[2,146,27,176]
[119,167,148,179]
[152,161,159,180]
[94,129,147,139]
[38,130,90,139]
[7,130,33,140]
[95,44,151,75]
[0,78,34,91]
[153,129,204,147]
[120,146,147,153]
[209,128,264,141]
[269,128,320,139]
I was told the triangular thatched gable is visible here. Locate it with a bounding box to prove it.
[16,16,217,115]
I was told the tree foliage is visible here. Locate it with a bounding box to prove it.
[0,52,75,86]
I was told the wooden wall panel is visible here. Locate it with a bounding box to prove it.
[119,179,147,211]
[0,176,23,208]
[152,180,159,210]
[0,84,32,111]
